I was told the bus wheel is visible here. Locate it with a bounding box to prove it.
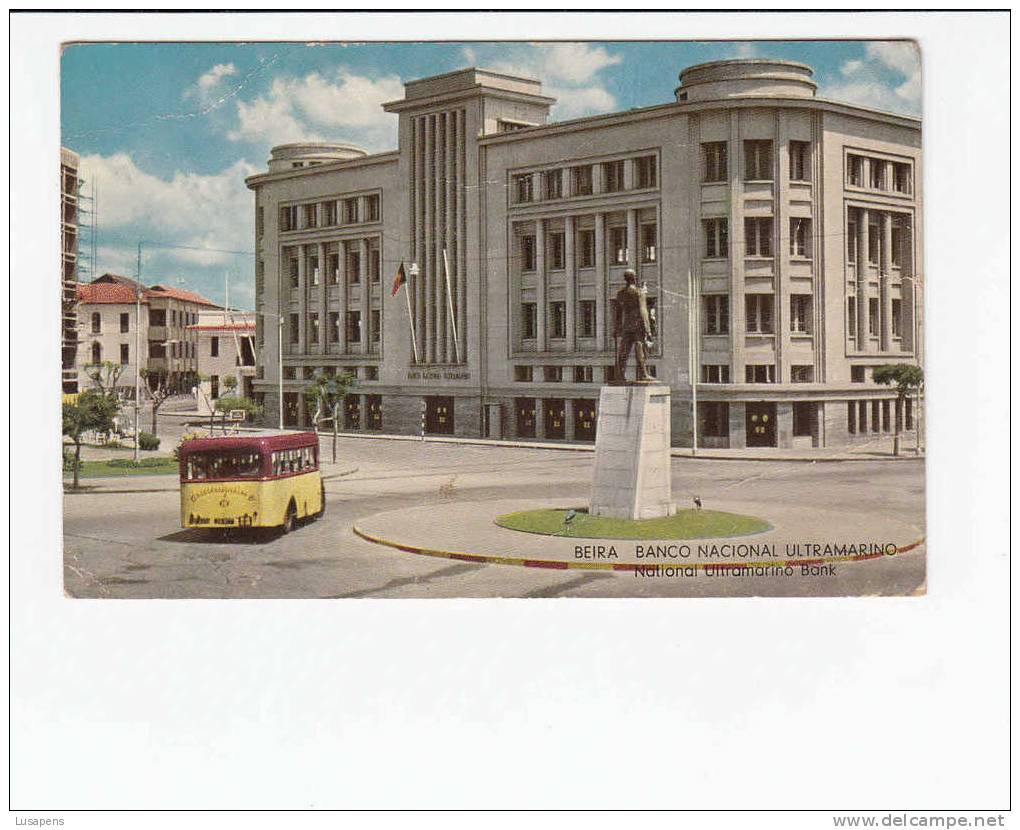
[281,502,297,535]
[316,483,326,519]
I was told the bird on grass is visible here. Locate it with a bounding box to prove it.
[564,509,577,525]
[692,495,703,510]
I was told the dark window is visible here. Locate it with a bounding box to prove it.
[308,256,320,286]
[892,300,902,338]
[513,173,534,204]
[793,402,815,436]
[851,366,867,383]
[847,155,864,187]
[609,227,628,265]
[744,140,773,181]
[579,300,596,338]
[848,297,858,338]
[790,295,812,334]
[328,312,340,343]
[701,402,729,437]
[893,162,912,194]
[308,313,320,344]
[701,365,730,383]
[578,229,595,268]
[571,165,593,196]
[550,302,566,339]
[646,297,657,337]
[745,294,774,334]
[704,218,728,259]
[328,253,340,284]
[149,309,165,327]
[211,336,219,357]
[543,170,562,200]
[892,225,905,267]
[343,198,359,224]
[870,160,886,190]
[791,365,814,383]
[370,248,381,282]
[119,313,129,333]
[323,201,337,226]
[789,141,810,182]
[868,224,880,264]
[635,155,657,189]
[347,310,362,343]
[543,365,562,383]
[91,312,101,334]
[641,223,657,263]
[573,365,593,383]
[790,218,811,257]
[513,365,533,382]
[847,401,857,434]
[365,194,380,222]
[522,303,537,339]
[744,364,775,383]
[745,217,773,257]
[289,314,299,345]
[868,298,879,335]
[371,309,381,343]
[602,160,624,193]
[304,203,318,229]
[703,142,728,182]
[704,295,729,335]
[521,235,537,272]
[549,232,565,270]
[289,256,300,289]
[120,343,129,365]
[347,250,361,284]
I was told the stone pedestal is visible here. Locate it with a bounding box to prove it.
[590,384,676,520]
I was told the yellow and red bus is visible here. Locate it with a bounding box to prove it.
[179,431,325,534]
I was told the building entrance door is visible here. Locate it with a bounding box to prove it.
[544,398,566,440]
[745,402,777,447]
[283,393,299,427]
[515,397,536,438]
[573,399,597,442]
[425,396,454,435]
[344,394,361,430]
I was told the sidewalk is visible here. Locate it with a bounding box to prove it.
[63,462,359,494]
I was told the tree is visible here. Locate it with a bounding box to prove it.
[140,367,173,436]
[304,370,357,463]
[872,364,924,456]
[84,360,125,397]
[214,395,264,433]
[63,390,120,488]
[222,375,238,395]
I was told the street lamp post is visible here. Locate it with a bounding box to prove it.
[253,310,285,429]
[133,243,142,463]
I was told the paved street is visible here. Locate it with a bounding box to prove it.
[63,435,925,598]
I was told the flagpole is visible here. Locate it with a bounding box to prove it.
[689,268,699,458]
[404,263,420,365]
[442,249,461,364]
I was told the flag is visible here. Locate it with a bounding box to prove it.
[391,261,407,297]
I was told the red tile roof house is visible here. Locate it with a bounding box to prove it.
[186,309,257,413]
[76,274,219,398]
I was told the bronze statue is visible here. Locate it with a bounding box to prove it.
[612,269,654,384]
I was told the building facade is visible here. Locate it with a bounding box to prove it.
[187,309,257,410]
[76,274,219,396]
[247,59,922,448]
[61,147,80,394]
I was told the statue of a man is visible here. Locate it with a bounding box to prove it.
[612,269,654,383]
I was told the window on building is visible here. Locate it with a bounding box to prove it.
[543,366,563,382]
[744,140,773,181]
[635,155,657,189]
[891,299,903,338]
[289,314,299,345]
[791,365,814,383]
[891,225,906,268]
[307,313,319,344]
[574,365,594,383]
[790,218,811,258]
[309,255,320,286]
[256,259,265,297]
[868,223,880,264]
[119,343,129,365]
[549,302,566,339]
[847,154,864,187]
[514,365,533,382]
[304,203,318,229]
[118,312,128,333]
[745,364,775,383]
[790,294,812,334]
[893,162,912,194]
[522,303,538,339]
[868,298,880,335]
[343,198,359,224]
[149,309,165,327]
[602,159,624,193]
[90,312,101,334]
[701,402,730,438]
[347,249,361,284]
[280,205,298,232]
[365,194,380,222]
[364,366,379,382]
[870,160,886,190]
[847,401,857,434]
[703,295,730,335]
[369,248,381,283]
[745,217,773,257]
[328,312,340,343]
[851,365,867,383]
[847,220,858,263]
[371,309,381,343]
[347,310,362,343]
[211,336,219,358]
[323,201,337,226]
[745,294,774,334]
[701,364,731,383]
[847,297,858,338]
[789,141,810,182]
[210,376,219,399]
[543,169,563,200]
[579,300,596,338]
[571,165,593,196]
[289,255,300,288]
[327,253,340,284]
[641,223,657,263]
[646,297,658,337]
[513,173,534,204]
[609,226,628,265]
[521,235,537,272]
[703,142,728,182]
[578,229,595,268]
[148,340,165,359]
[704,218,729,259]
[793,402,815,436]
[549,232,565,270]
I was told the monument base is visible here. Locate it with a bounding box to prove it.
[589,384,676,521]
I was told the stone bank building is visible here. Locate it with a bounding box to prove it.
[246,58,922,448]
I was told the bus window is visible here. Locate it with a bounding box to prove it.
[185,450,261,481]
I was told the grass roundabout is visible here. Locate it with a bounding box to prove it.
[495,507,771,541]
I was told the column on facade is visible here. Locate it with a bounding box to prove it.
[337,240,348,353]
[456,108,467,363]
[360,237,371,355]
[626,208,638,271]
[317,242,327,350]
[564,398,576,441]
[564,215,576,351]
[423,114,435,364]
[535,219,547,351]
[444,110,456,363]
[881,211,894,352]
[728,111,745,383]
[856,208,869,351]
[594,212,607,351]
[774,113,788,382]
[297,244,306,354]
[433,113,447,365]
[413,115,425,362]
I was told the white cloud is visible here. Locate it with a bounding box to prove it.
[227,68,402,151]
[81,152,257,271]
[184,62,237,102]
[732,42,758,58]
[820,40,921,116]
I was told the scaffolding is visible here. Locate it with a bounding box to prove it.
[76,174,97,285]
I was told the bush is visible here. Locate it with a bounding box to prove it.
[104,439,124,449]
[138,432,160,451]
[63,448,80,473]
[107,457,173,469]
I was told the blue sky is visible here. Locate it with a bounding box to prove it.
[61,39,920,309]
